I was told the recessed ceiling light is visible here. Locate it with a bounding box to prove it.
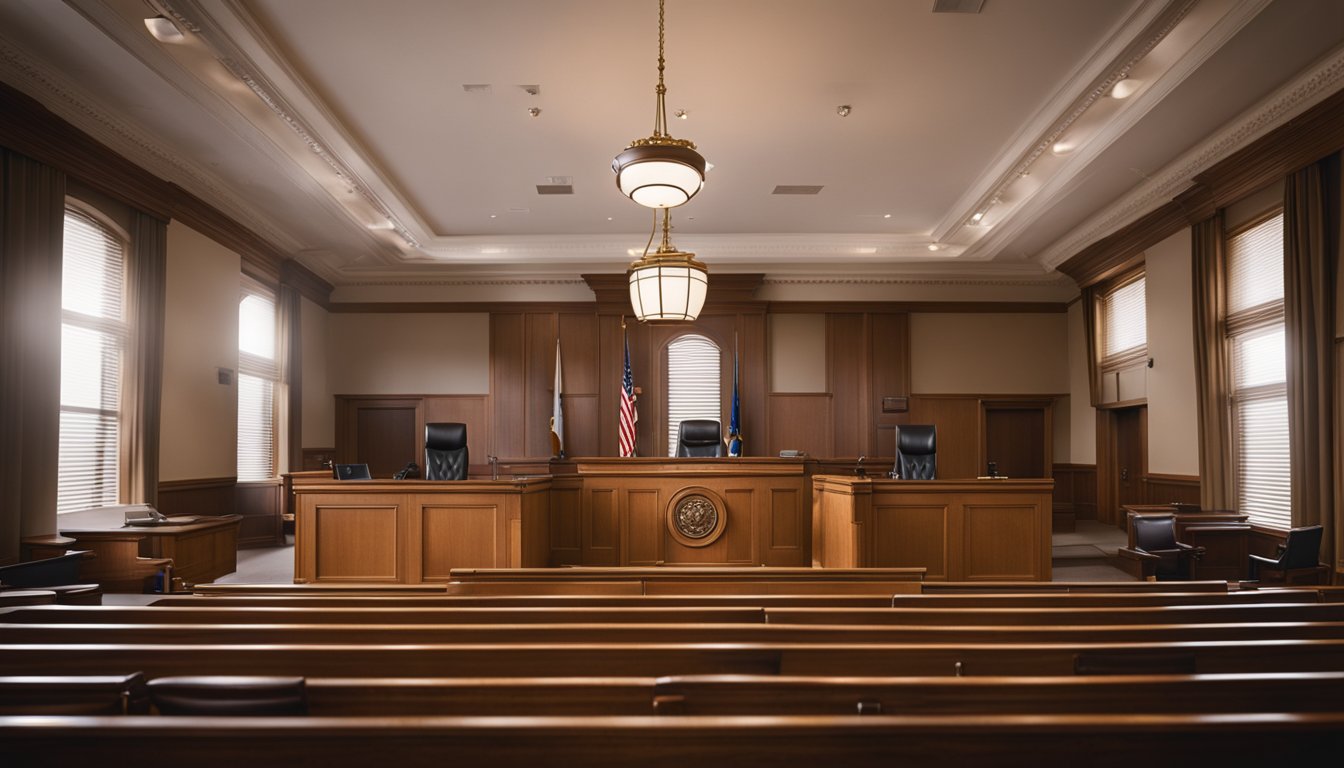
[489,214,497,219]
[144,15,185,43]
[1110,78,1138,99]
[927,243,942,251]
[607,217,613,221]
[1051,141,1075,155]
[971,211,985,222]
[528,107,541,118]
[674,109,688,119]
[836,105,852,117]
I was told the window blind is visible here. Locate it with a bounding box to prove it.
[1227,212,1289,530]
[237,284,278,481]
[58,207,126,513]
[1101,276,1146,359]
[666,334,721,457]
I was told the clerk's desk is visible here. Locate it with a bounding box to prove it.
[812,476,1054,581]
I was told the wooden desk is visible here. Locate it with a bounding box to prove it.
[291,476,551,584]
[812,476,1054,581]
[26,512,241,592]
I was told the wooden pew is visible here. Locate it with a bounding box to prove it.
[3,713,1343,766]
[5,639,1344,677]
[6,621,1344,646]
[0,605,770,625]
[920,580,1231,593]
[0,673,148,715]
[153,594,901,608]
[888,590,1319,607]
[451,567,927,582]
[12,601,1344,627]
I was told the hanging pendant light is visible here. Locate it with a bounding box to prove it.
[612,0,707,209]
[628,209,708,322]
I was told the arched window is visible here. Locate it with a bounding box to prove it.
[665,334,721,456]
[59,205,126,512]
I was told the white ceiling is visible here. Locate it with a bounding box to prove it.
[1,0,1342,301]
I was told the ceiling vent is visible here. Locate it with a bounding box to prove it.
[461,84,492,94]
[932,0,984,13]
[536,184,573,195]
[772,185,824,195]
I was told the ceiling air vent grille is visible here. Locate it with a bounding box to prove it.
[772,185,824,195]
[932,0,985,13]
[536,185,574,195]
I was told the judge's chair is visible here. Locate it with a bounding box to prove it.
[1248,524,1328,584]
[892,425,937,480]
[677,419,725,458]
[424,422,469,480]
[1118,513,1204,581]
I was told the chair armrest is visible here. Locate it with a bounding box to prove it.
[1175,542,1206,559]
[1118,547,1159,562]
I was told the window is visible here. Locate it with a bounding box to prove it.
[237,279,278,481]
[666,334,721,457]
[1227,212,1289,529]
[58,206,126,513]
[1100,275,1147,365]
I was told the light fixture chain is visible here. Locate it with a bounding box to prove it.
[654,0,667,137]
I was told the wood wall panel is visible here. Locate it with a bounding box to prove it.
[525,313,555,459]
[490,313,526,458]
[587,488,618,564]
[872,504,949,579]
[766,394,833,457]
[548,478,582,565]
[1052,463,1098,521]
[420,504,498,579]
[1144,473,1200,506]
[312,502,400,581]
[625,489,662,565]
[905,396,982,479]
[234,482,283,548]
[423,395,489,467]
[157,477,234,518]
[963,504,1041,580]
[869,313,911,458]
[828,314,866,457]
[983,406,1049,478]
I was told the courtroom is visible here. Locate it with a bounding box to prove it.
[2,0,1344,764]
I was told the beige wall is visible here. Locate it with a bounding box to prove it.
[1066,300,1097,464]
[1145,228,1199,476]
[300,297,333,448]
[769,314,826,392]
[910,313,1068,394]
[327,313,490,395]
[159,222,240,481]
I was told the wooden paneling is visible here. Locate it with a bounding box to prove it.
[490,313,527,458]
[827,314,866,458]
[905,396,981,479]
[1144,473,1200,506]
[292,477,551,584]
[766,394,833,457]
[423,395,490,469]
[234,481,284,548]
[336,397,423,477]
[869,313,910,458]
[158,477,279,548]
[814,476,1053,581]
[157,477,234,518]
[982,401,1052,479]
[1052,463,1098,521]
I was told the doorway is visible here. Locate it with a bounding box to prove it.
[1096,404,1146,528]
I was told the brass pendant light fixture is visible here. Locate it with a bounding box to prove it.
[617,0,709,323]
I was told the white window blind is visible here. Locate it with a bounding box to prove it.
[58,206,125,513]
[1101,276,1146,360]
[237,283,278,482]
[666,334,721,457]
[1227,212,1289,530]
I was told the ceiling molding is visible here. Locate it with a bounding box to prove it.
[1042,43,1344,271]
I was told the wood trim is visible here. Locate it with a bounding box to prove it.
[157,477,236,492]
[329,302,596,314]
[1058,86,1344,289]
[1142,473,1200,507]
[768,302,1068,314]
[281,260,334,309]
[583,273,765,309]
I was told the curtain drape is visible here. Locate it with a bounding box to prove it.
[121,211,167,506]
[1284,153,1339,573]
[277,281,301,475]
[0,149,65,563]
[1192,212,1233,511]
[1081,284,1101,407]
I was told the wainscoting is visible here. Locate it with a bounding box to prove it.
[158,477,283,549]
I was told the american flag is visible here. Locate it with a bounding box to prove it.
[619,332,638,457]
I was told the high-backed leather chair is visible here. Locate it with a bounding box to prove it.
[677,419,725,458]
[1118,513,1204,580]
[147,676,307,716]
[424,422,469,480]
[1248,524,1328,584]
[893,425,937,480]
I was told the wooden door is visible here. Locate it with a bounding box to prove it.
[1097,405,1146,528]
[337,397,424,479]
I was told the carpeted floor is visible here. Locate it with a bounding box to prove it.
[1051,520,1135,581]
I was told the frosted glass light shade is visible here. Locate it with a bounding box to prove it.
[628,258,708,322]
[613,143,707,208]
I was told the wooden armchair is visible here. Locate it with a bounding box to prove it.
[1118,513,1204,581]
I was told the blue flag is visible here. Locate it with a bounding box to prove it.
[727,338,742,457]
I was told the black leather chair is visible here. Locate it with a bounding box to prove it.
[893,425,937,480]
[677,419,725,458]
[1248,524,1328,583]
[1118,513,1204,580]
[147,676,307,716]
[425,422,469,480]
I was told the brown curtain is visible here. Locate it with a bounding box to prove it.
[277,281,302,475]
[0,150,65,563]
[1080,284,1101,407]
[1284,154,1339,574]
[1191,212,1233,511]
[121,211,167,505]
